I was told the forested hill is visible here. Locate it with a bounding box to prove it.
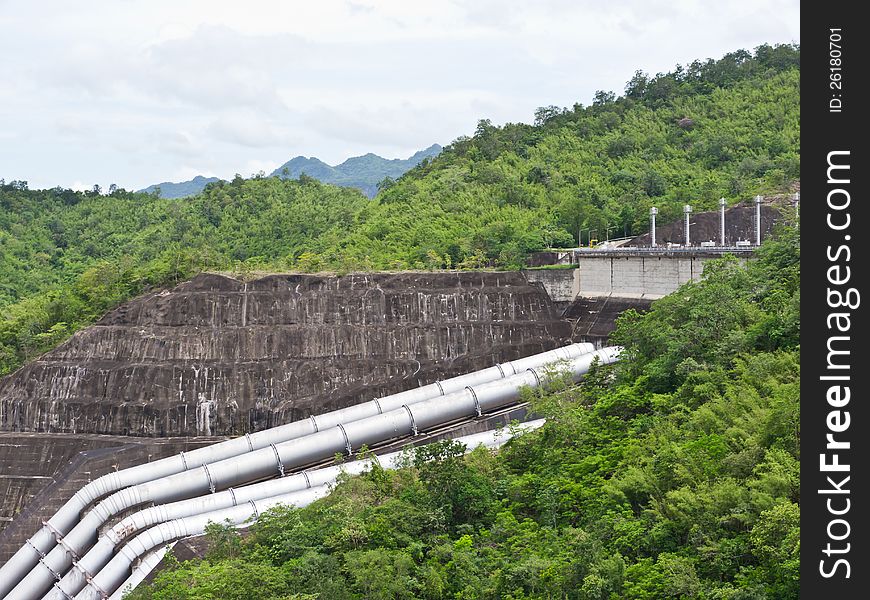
[128,228,801,600]
[364,43,799,267]
[0,43,801,598]
[0,43,798,378]
[271,143,443,198]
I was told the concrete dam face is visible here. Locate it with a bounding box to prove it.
[0,271,587,554]
[0,271,573,438]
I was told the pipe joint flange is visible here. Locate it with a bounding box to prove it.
[526,367,542,386]
[86,577,111,600]
[26,537,47,558]
[228,487,238,506]
[309,415,319,432]
[403,405,418,435]
[42,518,62,541]
[244,433,254,451]
[179,451,189,470]
[301,471,312,488]
[52,582,76,600]
[466,386,482,417]
[202,464,216,494]
[336,424,352,455]
[434,380,445,396]
[38,555,63,581]
[373,398,384,414]
[69,557,98,587]
[43,520,79,562]
[270,444,285,477]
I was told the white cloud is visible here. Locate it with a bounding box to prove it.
[171,166,220,182]
[303,94,498,150]
[157,130,203,157]
[207,112,297,149]
[69,181,91,193]
[241,158,280,178]
[54,116,90,137]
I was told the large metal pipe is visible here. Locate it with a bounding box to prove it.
[6,346,615,599]
[719,198,726,246]
[109,545,172,600]
[0,342,592,596]
[108,421,546,600]
[48,421,545,599]
[77,488,328,600]
[649,207,657,248]
[79,420,548,600]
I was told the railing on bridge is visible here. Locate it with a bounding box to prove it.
[571,245,756,255]
[531,244,756,268]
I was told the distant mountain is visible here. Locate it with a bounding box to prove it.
[271,156,337,181]
[271,144,442,197]
[139,175,221,199]
[139,145,441,200]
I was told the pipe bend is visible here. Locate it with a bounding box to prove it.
[68,471,121,517]
[92,487,142,527]
[119,538,145,563]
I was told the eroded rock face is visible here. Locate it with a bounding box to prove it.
[0,272,571,436]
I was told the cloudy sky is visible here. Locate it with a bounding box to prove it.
[0,0,799,191]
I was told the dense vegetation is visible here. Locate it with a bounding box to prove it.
[0,43,798,376]
[1,43,800,597]
[0,177,368,376]
[126,228,800,600]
